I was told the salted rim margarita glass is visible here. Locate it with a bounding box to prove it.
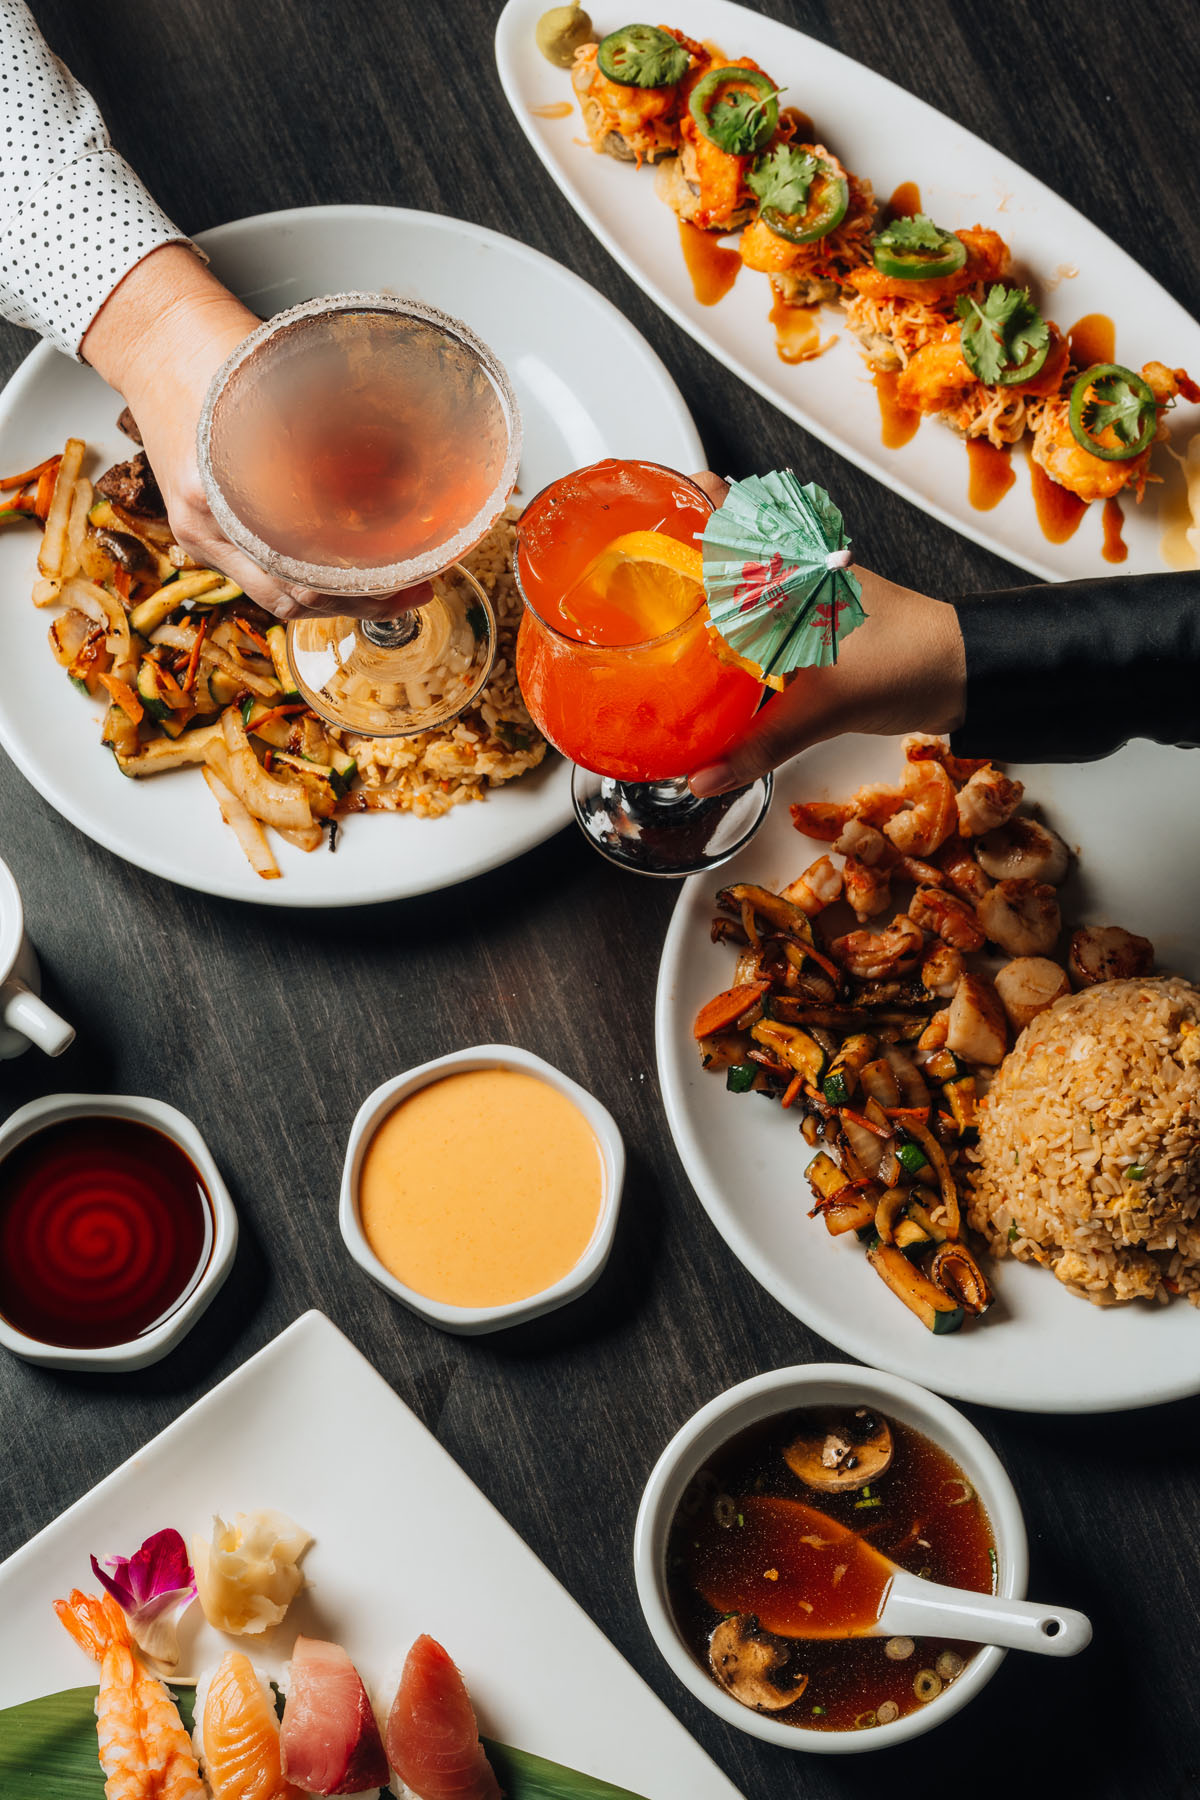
[514,460,773,877]
[198,292,523,737]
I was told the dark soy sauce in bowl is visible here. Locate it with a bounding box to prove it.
[0,1117,214,1349]
[666,1409,996,1732]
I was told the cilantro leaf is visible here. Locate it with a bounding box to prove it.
[1082,372,1154,447]
[875,213,948,254]
[746,145,819,217]
[955,284,1048,385]
[705,85,780,156]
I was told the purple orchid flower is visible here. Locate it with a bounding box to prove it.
[90,1527,197,1668]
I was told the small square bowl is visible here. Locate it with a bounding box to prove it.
[340,1044,625,1334]
[0,1093,238,1371]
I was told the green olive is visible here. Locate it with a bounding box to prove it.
[535,4,595,67]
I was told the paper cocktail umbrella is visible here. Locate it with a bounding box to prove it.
[700,471,865,687]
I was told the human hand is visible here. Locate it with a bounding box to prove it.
[687,472,967,794]
[81,245,429,621]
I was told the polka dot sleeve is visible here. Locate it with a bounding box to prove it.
[0,0,200,359]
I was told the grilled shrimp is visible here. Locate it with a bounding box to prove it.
[955,765,1024,836]
[976,816,1070,884]
[849,781,907,828]
[934,833,993,903]
[921,941,965,998]
[791,800,852,841]
[1068,925,1154,987]
[903,735,989,784]
[917,1008,951,1051]
[976,878,1062,957]
[910,885,986,951]
[781,856,843,916]
[54,1590,205,1800]
[833,816,888,865]
[842,854,892,921]
[994,956,1070,1030]
[946,972,1008,1065]
[830,914,924,979]
[882,758,957,857]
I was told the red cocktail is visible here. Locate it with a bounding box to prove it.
[515,460,772,875]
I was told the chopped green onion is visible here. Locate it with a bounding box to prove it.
[855,1496,882,1509]
[1008,1224,1019,1242]
[811,1704,826,1716]
[1126,1164,1147,1180]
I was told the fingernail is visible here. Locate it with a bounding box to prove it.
[689,762,735,798]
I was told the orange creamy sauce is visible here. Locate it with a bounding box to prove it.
[679,220,741,306]
[359,1069,604,1308]
[965,438,1015,510]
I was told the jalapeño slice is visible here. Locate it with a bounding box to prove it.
[596,23,689,87]
[748,145,849,244]
[689,66,779,157]
[872,213,967,282]
[1068,363,1158,461]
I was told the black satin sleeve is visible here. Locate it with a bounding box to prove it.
[947,571,1200,762]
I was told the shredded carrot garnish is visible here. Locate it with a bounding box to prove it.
[237,620,271,656]
[98,673,144,723]
[182,615,210,693]
[0,454,59,492]
[781,1073,804,1109]
[839,1105,892,1138]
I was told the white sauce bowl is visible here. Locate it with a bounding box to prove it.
[634,1363,1028,1752]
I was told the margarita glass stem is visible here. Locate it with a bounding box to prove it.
[360,613,421,650]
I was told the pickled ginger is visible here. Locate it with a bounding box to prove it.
[192,1510,311,1636]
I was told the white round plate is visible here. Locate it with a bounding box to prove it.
[656,734,1200,1413]
[496,0,1200,581]
[0,206,704,907]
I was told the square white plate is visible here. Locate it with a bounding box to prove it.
[0,1311,744,1798]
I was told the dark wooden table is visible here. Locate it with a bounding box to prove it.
[3,3,1199,1795]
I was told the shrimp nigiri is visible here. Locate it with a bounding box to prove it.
[199,1650,302,1800]
[385,1635,501,1800]
[54,1588,206,1800]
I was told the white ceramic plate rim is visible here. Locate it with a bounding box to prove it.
[0,204,704,907]
[495,0,1200,582]
[633,1362,1026,1751]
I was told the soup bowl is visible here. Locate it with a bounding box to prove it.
[634,1363,1027,1753]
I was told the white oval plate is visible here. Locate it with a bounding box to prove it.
[0,205,704,907]
[656,735,1200,1413]
[496,0,1200,581]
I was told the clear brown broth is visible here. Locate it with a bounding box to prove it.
[666,1409,995,1732]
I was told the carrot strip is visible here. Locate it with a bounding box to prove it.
[0,455,59,492]
[884,1105,932,1122]
[236,620,271,655]
[98,672,144,723]
[111,568,132,601]
[152,660,193,710]
[246,703,309,731]
[781,1073,804,1109]
[34,465,61,520]
[839,1105,892,1138]
[181,615,210,693]
[693,981,770,1039]
[800,940,841,981]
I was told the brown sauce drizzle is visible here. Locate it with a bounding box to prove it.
[782,107,816,143]
[873,367,920,449]
[887,182,922,219]
[769,297,825,365]
[1068,313,1115,369]
[1029,451,1088,543]
[679,220,741,307]
[1101,495,1128,563]
[965,438,1015,511]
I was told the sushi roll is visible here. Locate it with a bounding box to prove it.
[571,25,699,165]
[656,54,780,233]
[738,143,876,307]
[279,1636,389,1796]
[842,219,1010,370]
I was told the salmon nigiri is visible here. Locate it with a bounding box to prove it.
[279,1636,389,1795]
[199,1650,302,1800]
[385,1635,502,1800]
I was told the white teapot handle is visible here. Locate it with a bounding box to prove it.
[2,982,74,1056]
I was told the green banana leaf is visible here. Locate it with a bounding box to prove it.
[0,1685,650,1800]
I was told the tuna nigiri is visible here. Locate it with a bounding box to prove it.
[198,1650,302,1800]
[385,1635,502,1800]
[279,1635,389,1795]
